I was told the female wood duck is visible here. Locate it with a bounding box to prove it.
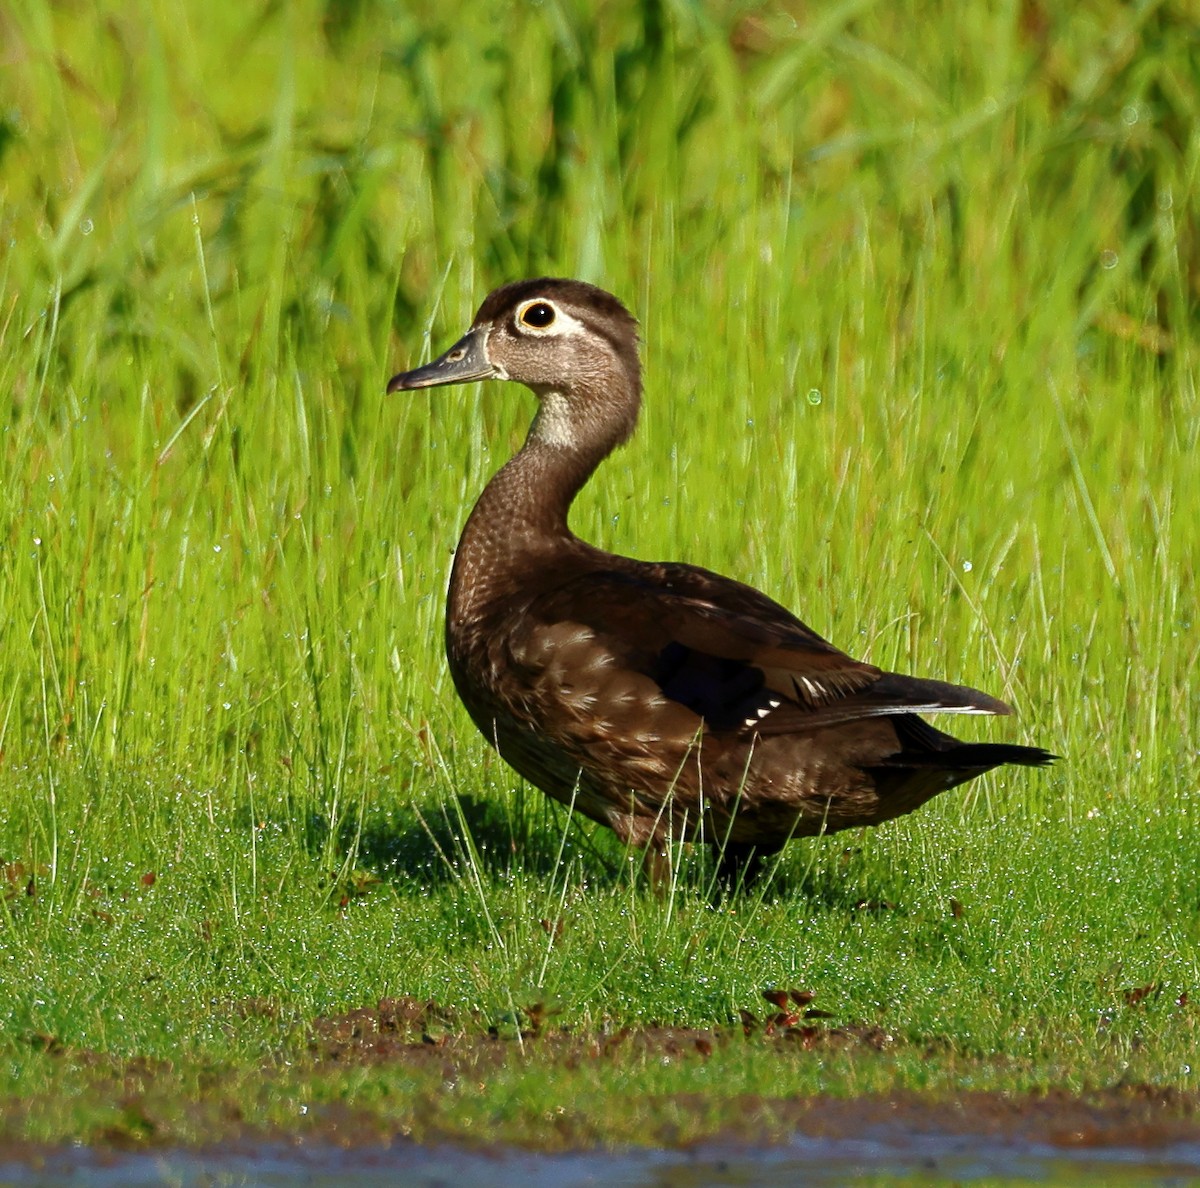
[388,278,1054,884]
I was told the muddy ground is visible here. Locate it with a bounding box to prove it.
[5,996,1198,1162]
[306,997,1200,1151]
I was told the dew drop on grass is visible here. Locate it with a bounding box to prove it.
[962,560,972,572]
[80,218,94,235]
[1100,250,1119,269]
[807,389,822,406]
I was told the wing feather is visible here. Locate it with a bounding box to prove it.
[520,564,1011,737]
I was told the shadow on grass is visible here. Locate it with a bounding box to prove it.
[783,844,913,915]
[303,792,630,892]
[304,791,912,913]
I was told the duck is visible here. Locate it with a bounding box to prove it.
[388,278,1054,885]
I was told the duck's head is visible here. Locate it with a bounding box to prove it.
[388,278,643,449]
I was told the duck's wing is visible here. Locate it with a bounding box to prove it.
[520,564,1012,736]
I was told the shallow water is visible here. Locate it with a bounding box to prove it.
[5,1128,1200,1188]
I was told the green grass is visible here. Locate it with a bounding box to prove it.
[1,0,1199,1149]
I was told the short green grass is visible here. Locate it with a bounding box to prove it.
[1,0,1198,1149]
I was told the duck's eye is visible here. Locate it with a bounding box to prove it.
[519,302,556,329]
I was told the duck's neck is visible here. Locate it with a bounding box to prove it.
[447,403,621,628]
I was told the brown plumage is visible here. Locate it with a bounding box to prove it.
[388,278,1054,884]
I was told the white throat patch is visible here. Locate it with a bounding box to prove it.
[530,390,577,448]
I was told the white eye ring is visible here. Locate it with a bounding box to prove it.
[516,299,560,332]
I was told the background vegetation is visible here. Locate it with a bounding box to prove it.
[1,0,1198,1146]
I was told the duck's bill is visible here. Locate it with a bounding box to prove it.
[387,328,497,392]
